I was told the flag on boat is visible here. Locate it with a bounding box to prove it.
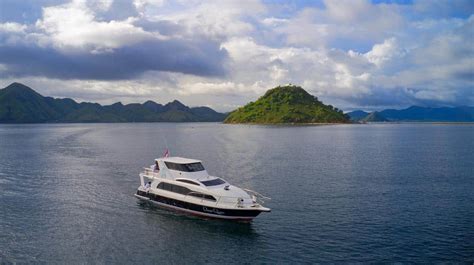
[163,148,170,158]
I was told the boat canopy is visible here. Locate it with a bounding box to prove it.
[156,156,202,164]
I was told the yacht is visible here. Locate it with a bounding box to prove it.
[134,156,271,221]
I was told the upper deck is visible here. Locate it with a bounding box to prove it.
[144,156,212,181]
[157,156,202,164]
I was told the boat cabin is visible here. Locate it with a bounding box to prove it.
[140,156,227,188]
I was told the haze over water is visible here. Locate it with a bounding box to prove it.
[0,123,473,263]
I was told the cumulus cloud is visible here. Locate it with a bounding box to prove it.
[364,38,403,67]
[0,0,228,80]
[0,0,472,111]
[145,0,266,41]
[274,0,404,50]
[0,22,27,33]
[35,1,155,50]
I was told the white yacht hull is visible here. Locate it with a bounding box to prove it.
[135,190,269,221]
[136,156,271,221]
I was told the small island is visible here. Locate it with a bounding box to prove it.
[224,85,349,124]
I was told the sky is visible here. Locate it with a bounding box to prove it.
[0,0,473,111]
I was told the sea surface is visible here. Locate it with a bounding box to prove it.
[0,123,473,263]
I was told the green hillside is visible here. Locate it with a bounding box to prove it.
[224,85,349,124]
[0,82,226,123]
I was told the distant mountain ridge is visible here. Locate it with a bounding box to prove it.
[346,110,369,121]
[0,83,226,123]
[347,106,474,122]
[361,111,388,122]
[224,85,349,124]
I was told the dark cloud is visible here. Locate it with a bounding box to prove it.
[0,0,229,80]
[344,86,473,109]
[345,87,417,108]
[0,38,228,80]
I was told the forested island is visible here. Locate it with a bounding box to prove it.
[224,85,349,124]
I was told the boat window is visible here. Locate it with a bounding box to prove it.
[188,192,217,202]
[200,178,226,186]
[165,162,205,172]
[188,192,203,198]
[173,185,190,195]
[157,182,172,191]
[157,182,191,195]
[203,194,217,201]
[176,179,200,186]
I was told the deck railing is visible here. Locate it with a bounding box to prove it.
[185,190,270,208]
[243,188,271,205]
[183,192,260,208]
[142,168,160,178]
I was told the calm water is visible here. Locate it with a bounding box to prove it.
[0,123,473,263]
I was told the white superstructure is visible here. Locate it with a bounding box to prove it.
[135,156,270,220]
